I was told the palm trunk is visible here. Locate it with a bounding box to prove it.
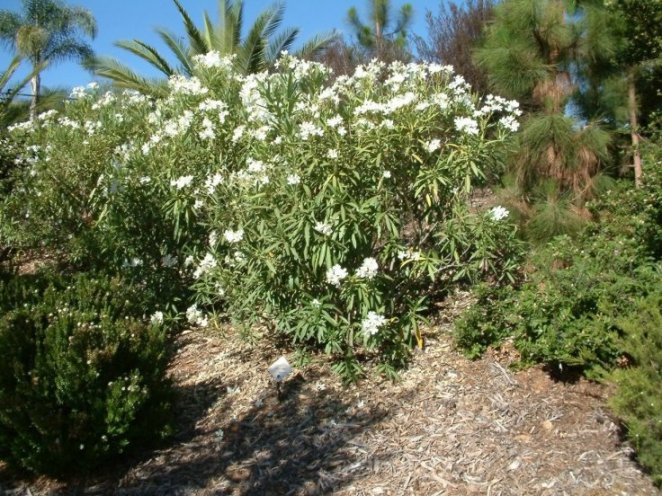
[29,72,40,122]
[628,68,643,188]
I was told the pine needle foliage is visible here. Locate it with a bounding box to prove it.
[475,0,618,238]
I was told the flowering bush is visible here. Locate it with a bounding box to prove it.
[3,54,522,380]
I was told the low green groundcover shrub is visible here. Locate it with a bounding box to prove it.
[0,272,173,476]
[610,294,662,487]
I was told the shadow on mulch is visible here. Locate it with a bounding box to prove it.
[116,371,390,495]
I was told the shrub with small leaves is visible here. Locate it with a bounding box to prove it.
[0,272,173,476]
[609,293,662,487]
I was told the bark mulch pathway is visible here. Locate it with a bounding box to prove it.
[1,293,659,495]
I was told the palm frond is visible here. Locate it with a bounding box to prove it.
[295,31,339,60]
[156,29,194,76]
[114,39,174,76]
[92,56,167,96]
[266,27,298,62]
[172,0,208,55]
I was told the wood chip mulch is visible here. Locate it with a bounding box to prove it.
[1,292,659,495]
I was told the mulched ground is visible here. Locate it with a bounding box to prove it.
[1,291,659,496]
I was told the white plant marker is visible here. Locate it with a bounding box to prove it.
[268,356,293,382]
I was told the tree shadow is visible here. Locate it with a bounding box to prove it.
[114,369,392,495]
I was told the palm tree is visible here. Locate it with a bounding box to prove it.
[347,0,414,59]
[92,0,338,95]
[0,0,96,120]
[0,55,42,127]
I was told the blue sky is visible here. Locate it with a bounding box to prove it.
[0,0,443,91]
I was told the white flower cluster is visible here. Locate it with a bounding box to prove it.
[326,264,348,287]
[361,311,387,336]
[489,205,509,221]
[186,304,208,327]
[298,121,324,140]
[150,311,164,325]
[205,173,223,193]
[356,257,378,279]
[454,116,479,136]
[192,51,230,69]
[314,221,333,236]
[199,117,215,140]
[171,175,194,190]
[223,228,244,243]
[286,174,301,185]
[168,75,209,96]
[425,139,442,153]
[193,253,217,279]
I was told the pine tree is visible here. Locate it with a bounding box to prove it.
[475,0,616,239]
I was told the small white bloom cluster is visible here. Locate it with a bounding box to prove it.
[150,311,164,325]
[326,264,348,287]
[199,117,215,140]
[356,257,378,279]
[193,253,217,279]
[223,228,244,243]
[314,221,333,236]
[168,75,209,96]
[361,311,387,336]
[286,174,301,185]
[299,121,324,140]
[186,304,208,327]
[171,175,194,190]
[425,139,442,153]
[205,173,223,193]
[454,116,479,136]
[398,249,422,261]
[489,206,509,221]
[193,51,225,69]
[499,115,519,132]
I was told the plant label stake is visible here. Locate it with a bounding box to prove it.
[268,356,292,401]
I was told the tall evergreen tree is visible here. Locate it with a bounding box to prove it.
[0,0,96,120]
[347,0,414,61]
[475,0,616,238]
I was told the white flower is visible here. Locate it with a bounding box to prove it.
[489,206,509,221]
[171,175,194,190]
[193,253,217,279]
[205,173,223,193]
[224,228,244,243]
[150,311,164,325]
[361,311,387,336]
[425,139,442,153]
[186,304,208,327]
[455,117,479,136]
[314,222,333,236]
[326,264,348,287]
[299,121,324,140]
[383,170,392,179]
[327,115,343,128]
[287,174,301,185]
[326,149,339,159]
[356,257,378,279]
[499,115,519,132]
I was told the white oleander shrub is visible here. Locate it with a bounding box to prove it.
[3,54,522,380]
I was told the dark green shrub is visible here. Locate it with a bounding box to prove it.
[454,283,517,359]
[610,293,662,487]
[0,273,173,476]
[455,167,662,375]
